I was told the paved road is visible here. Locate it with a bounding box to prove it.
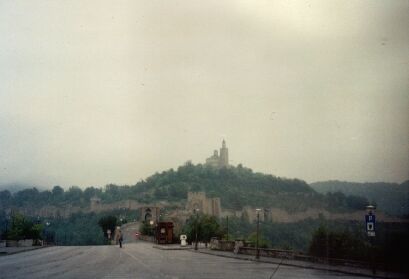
[121,222,141,243]
[0,242,367,279]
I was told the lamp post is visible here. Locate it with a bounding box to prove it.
[194,208,199,250]
[149,220,155,242]
[226,216,229,241]
[44,221,50,245]
[255,208,261,260]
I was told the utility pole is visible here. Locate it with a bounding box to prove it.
[256,208,261,260]
[194,209,200,250]
[226,216,229,241]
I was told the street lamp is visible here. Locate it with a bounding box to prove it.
[194,208,200,250]
[226,216,229,241]
[255,208,261,260]
[44,221,51,245]
[149,220,155,242]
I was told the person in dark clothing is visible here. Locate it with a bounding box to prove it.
[118,229,123,248]
[115,227,123,248]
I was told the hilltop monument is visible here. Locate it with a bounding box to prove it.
[205,139,229,168]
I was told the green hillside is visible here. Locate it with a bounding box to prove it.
[1,163,369,214]
[132,163,367,213]
[310,180,409,216]
[145,163,313,209]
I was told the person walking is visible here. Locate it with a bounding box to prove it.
[118,229,123,248]
[114,226,123,248]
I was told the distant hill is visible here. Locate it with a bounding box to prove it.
[1,164,369,214]
[310,180,409,216]
[144,163,315,210]
[133,163,367,213]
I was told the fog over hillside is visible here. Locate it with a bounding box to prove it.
[0,0,408,188]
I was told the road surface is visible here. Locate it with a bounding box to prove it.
[0,242,367,279]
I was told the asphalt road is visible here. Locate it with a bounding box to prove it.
[0,242,367,279]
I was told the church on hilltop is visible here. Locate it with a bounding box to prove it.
[205,139,229,168]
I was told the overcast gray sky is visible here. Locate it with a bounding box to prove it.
[0,0,408,189]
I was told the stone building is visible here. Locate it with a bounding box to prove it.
[205,139,229,168]
[186,192,221,217]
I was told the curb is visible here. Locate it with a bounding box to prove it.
[152,245,193,250]
[0,245,50,256]
[193,249,404,279]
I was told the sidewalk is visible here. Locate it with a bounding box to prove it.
[193,249,406,279]
[0,245,49,256]
[152,244,193,250]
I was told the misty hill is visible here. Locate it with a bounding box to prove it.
[106,163,369,213]
[0,163,370,214]
[310,180,409,216]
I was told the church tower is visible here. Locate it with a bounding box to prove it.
[219,139,229,167]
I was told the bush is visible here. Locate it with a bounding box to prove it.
[6,213,43,241]
[309,225,368,260]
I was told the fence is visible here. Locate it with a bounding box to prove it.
[210,239,372,270]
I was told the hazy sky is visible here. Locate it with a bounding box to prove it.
[0,0,408,188]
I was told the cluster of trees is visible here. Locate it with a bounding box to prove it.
[0,186,98,208]
[0,209,137,246]
[324,191,369,211]
[0,184,143,209]
[148,163,315,210]
[181,214,223,246]
[309,225,368,260]
[310,180,409,216]
[0,163,371,214]
[308,224,409,272]
[0,213,43,241]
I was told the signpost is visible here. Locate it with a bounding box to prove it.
[365,212,376,237]
[365,205,376,275]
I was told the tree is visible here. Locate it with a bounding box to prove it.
[7,213,26,241]
[65,186,83,205]
[0,190,11,208]
[309,225,368,260]
[140,221,155,236]
[182,214,222,245]
[28,223,44,240]
[14,188,40,206]
[200,215,223,245]
[7,213,42,241]
[346,195,368,210]
[247,231,270,248]
[52,186,64,203]
[83,187,101,201]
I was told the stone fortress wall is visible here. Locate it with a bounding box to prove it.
[7,192,402,224]
[185,192,221,217]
